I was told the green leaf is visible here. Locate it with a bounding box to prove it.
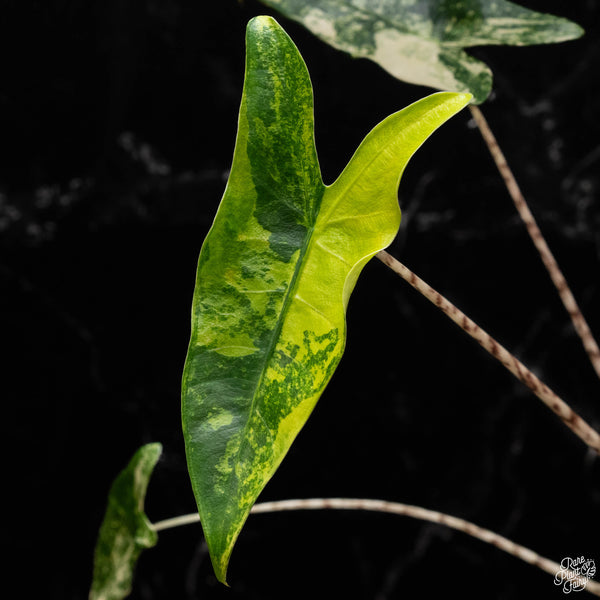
[181,15,470,583]
[89,443,162,600]
[257,0,584,103]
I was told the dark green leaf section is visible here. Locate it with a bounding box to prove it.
[89,443,162,600]
[258,0,584,103]
[181,15,471,585]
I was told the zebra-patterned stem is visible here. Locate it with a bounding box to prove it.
[376,250,600,453]
[469,104,600,382]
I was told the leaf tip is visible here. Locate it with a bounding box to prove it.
[455,92,473,106]
[212,552,232,587]
[145,441,163,460]
[570,22,585,40]
[546,13,585,42]
[432,91,473,111]
[248,14,280,34]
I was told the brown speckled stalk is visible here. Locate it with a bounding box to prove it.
[376,250,600,453]
[469,104,600,382]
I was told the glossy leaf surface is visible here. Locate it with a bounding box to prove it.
[89,443,162,600]
[181,15,470,583]
[258,0,583,103]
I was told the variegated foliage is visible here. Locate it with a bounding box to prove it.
[258,0,583,103]
[89,443,162,600]
[181,15,470,583]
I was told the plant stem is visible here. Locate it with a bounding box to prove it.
[151,498,600,597]
[375,250,600,453]
[469,104,600,382]
[151,513,201,531]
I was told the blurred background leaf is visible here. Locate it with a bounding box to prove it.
[258,0,583,103]
[89,443,162,600]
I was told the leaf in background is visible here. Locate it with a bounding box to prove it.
[258,0,583,103]
[181,15,470,584]
[89,443,162,600]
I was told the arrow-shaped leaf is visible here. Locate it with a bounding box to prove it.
[258,0,583,103]
[89,443,162,600]
[181,15,470,583]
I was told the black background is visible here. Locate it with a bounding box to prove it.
[3,1,599,599]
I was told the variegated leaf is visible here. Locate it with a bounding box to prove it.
[181,15,470,583]
[89,443,162,600]
[258,0,583,103]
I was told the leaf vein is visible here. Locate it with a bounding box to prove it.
[294,293,335,327]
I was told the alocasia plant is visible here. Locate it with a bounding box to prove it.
[89,8,598,597]
[181,15,470,583]
[257,0,583,103]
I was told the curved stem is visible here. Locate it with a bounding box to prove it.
[151,513,201,531]
[469,104,600,382]
[151,498,600,597]
[376,250,600,453]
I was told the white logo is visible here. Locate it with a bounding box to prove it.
[554,556,596,593]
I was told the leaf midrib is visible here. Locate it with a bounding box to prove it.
[222,161,326,541]
[227,108,414,498]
